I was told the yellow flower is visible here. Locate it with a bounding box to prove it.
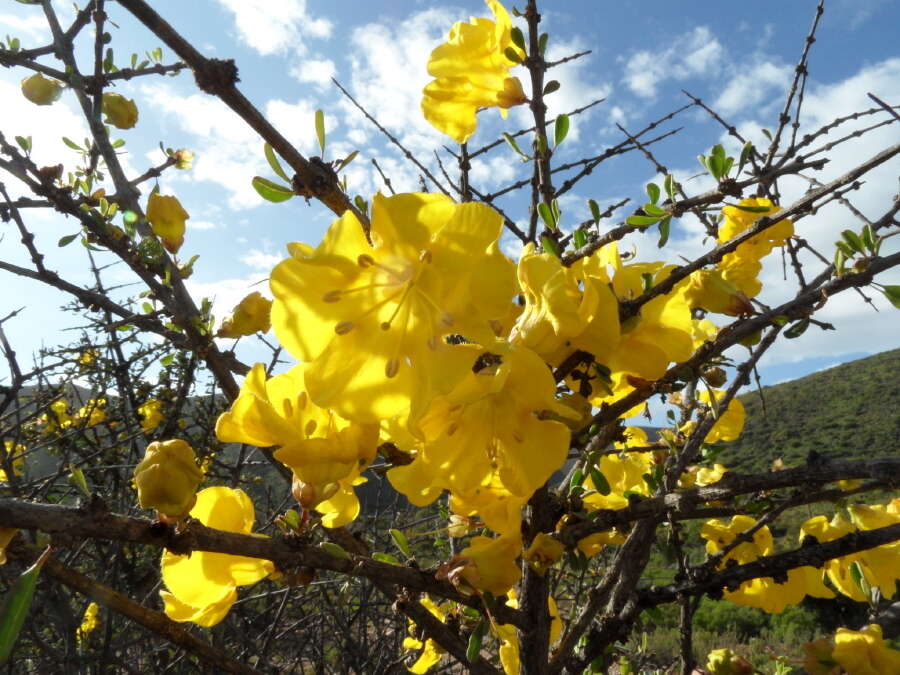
[78,349,99,367]
[41,399,73,433]
[833,624,900,675]
[0,441,26,482]
[706,648,752,675]
[217,291,272,338]
[717,198,793,299]
[21,73,63,105]
[76,602,100,645]
[160,487,273,627]
[703,515,832,613]
[802,636,840,675]
[510,243,619,366]
[389,342,574,526]
[698,389,745,443]
[101,92,139,129]
[74,398,107,427]
[402,596,447,673]
[524,533,564,575]
[493,590,562,675]
[421,0,527,142]
[582,430,654,511]
[133,439,204,518]
[453,533,522,596]
[172,148,194,170]
[846,500,900,597]
[683,269,754,316]
[270,192,516,423]
[679,463,728,488]
[137,398,164,432]
[216,363,378,527]
[146,193,188,254]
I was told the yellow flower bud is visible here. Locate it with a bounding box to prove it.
[706,648,752,675]
[101,92,139,129]
[146,193,188,254]
[134,440,203,518]
[217,291,272,338]
[172,149,194,170]
[21,73,63,106]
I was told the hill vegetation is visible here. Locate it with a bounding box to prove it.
[719,348,900,472]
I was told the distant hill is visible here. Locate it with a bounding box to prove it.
[718,348,900,472]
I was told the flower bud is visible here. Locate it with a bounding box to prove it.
[172,149,194,170]
[101,92,139,129]
[217,292,272,338]
[134,440,203,518]
[21,73,63,106]
[706,648,753,675]
[146,193,188,254]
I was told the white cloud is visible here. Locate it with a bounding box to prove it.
[0,13,49,42]
[713,60,792,117]
[214,0,331,57]
[622,27,723,99]
[0,79,88,170]
[342,8,459,152]
[190,220,218,230]
[241,249,281,271]
[289,58,336,87]
[141,82,323,208]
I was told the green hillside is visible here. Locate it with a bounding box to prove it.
[719,348,900,472]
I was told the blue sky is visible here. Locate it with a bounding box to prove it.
[1,0,898,393]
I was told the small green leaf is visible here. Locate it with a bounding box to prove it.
[319,542,351,560]
[510,26,526,53]
[833,248,846,276]
[264,143,291,183]
[554,114,570,147]
[841,229,865,254]
[58,233,79,247]
[708,153,725,181]
[251,176,294,203]
[389,529,411,558]
[543,80,560,95]
[160,353,175,366]
[834,240,855,258]
[550,198,561,223]
[573,228,587,249]
[569,468,584,494]
[503,46,522,64]
[372,552,400,565]
[538,32,549,55]
[588,199,601,223]
[626,215,661,227]
[641,272,653,293]
[537,202,556,230]
[314,109,326,157]
[540,235,560,258]
[0,547,50,664]
[738,141,754,174]
[590,468,611,496]
[14,136,31,153]
[643,203,666,217]
[502,133,529,160]
[62,137,82,151]
[770,315,789,327]
[729,204,773,213]
[663,174,676,200]
[761,128,773,141]
[354,195,368,215]
[335,150,358,173]
[466,620,486,663]
[646,183,660,205]
[861,224,876,252]
[657,216,671,248]
[784,318,810,339]
[882,286,900,309]
[67,465,90,497]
